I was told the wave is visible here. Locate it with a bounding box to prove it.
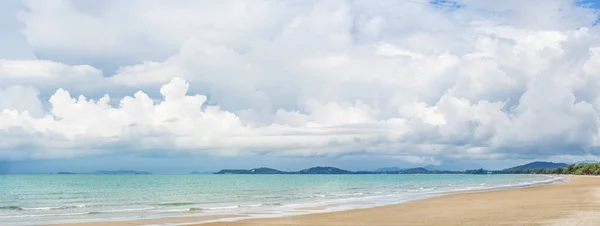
[2,175,564,225]
[0,205,87,211]
[0,206,22,210]
[147,203,285,213]
[260,203,282,206]
[92,207,154,213]
[243,202,282,207]
[0,206,155,218]
[205,203,282,209]
[0,212,92,219]
[20,205,87,211]
[333,192,364,197]
[205,205,241,210]
[153,202,195,206]
[14,202,162,211]
[265,195,283,199]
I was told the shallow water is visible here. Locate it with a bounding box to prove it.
[0,174,562,225]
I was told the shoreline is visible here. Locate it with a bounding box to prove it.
[197,175,597,226]
[49,175,585,226]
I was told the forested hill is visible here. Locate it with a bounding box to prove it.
[215,167,286,174]
[499,162,600,175]
[213,166,460,174]
[211,162,600,175]
[502,161,567,172]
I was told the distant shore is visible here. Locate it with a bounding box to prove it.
[56,176,600,226]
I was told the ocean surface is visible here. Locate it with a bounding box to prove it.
[0,174,562,225]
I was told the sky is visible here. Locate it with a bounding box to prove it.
[2,0,600,173]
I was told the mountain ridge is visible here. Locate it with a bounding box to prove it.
[374,167,405,172]
[502,161,567,171]
[214,166,461,174]
[91,170,152,175]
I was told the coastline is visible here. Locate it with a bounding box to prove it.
[51,175,600,226]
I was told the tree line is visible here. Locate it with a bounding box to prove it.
[465,163,600,175]
[502,163,600,175]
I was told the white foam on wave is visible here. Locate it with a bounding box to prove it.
[0,212,92,219]
[20,205,87,211]
[96,207,154,213]
[157,175,568,226]
[204,205,240,210]
[147,208,192,213]
[5,175,566,226]
[332,192,364,196]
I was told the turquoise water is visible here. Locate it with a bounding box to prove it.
[0,174,561,225]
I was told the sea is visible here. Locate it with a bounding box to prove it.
[0,174,563,225]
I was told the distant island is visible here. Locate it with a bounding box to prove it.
[55,170,152,175]
[57,172,77,174]
[213,161,600,175]
[92,170,152,175]
[374,167,405,172]
[189,171,214,174]
[214,166,460,175]
[50,161,600,176]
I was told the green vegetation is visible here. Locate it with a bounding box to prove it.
[464,169,492,174]
[501,161,567,171]
[212,162,600,175]
[496,162,600,175]
[214,166,462,174]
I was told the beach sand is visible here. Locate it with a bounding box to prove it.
[57,176,600,226]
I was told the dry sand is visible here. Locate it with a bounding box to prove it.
[57,176,600,226]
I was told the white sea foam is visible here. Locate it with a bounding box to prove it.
[96,207,154,213]
[178,175,567,226]
[0,174,565,226]
[0,212,92,219]
[204,205,240,210]
[20,205,87,211]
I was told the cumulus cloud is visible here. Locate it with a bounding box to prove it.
[0,59,117,100]
[0,0,600,163]
[0,77,409,159]
[0,86,44,117]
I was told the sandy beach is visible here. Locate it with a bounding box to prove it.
[56,176,600,226]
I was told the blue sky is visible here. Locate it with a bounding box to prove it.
[2,0,600,173]
[581,0,600,8]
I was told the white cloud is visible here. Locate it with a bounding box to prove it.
[0,0,599,162]
[391,155,441,166]
[0,60,101,79]
[0,0,35,60]
[0,60,111,97]
[0,86,44,117]
[0,77,410,159]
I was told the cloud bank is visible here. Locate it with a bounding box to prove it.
[1,0,600,163]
